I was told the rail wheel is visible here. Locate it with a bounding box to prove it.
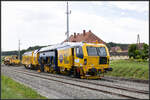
[28,64,33,69]
[70,67,80,78]
[39,65,44,72]
[24,65,28,69]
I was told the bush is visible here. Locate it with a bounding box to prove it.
[136,55,141,59]
[128,43,149,60]
[128,44,137,59]
[135,59,143,62]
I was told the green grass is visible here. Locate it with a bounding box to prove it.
[105,59,149,80]
[1,75,47,99]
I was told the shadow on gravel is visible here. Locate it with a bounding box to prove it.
[100,78,115,82]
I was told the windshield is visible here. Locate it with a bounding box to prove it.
[86,46,107,57]
[86,47,98,56]
[97,47,107,57]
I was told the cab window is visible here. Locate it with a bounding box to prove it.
[86,47,98,56]
[86,46,107,57]
[97,47,107,57]
[75,46,83,59]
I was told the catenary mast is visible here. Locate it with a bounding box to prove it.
[66,1,71,42]
[18,40,20,60]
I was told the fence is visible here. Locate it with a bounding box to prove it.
[110,56,129,60]
[110,52,129,60]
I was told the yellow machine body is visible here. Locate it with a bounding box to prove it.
[32,50,40,66]
[4,56,12,65]
[58,48,73,72]
[11,55,20,65]
[4,55,20,65]
[22,51,33,68]
[22,42,112,79]
[22,50,40,69]
[57,43,111,79]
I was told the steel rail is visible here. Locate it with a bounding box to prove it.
[14,68,149,95]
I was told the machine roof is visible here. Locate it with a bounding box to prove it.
[39,42,84,52]
[23,42,106,54]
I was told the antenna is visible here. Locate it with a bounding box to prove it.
[66,1,71,42]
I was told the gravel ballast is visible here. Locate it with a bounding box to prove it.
[2,65,149,99]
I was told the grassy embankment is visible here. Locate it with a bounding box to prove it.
[105,59,149,80]
[1,75,47,99]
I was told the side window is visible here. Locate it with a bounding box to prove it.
[75,46,83,59]
[76,48,80,54]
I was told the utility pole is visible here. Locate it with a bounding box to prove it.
[18,40,20,60]
[137,34,140,49]
[66,1,71,42]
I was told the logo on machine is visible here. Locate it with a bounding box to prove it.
[59,55,63,63]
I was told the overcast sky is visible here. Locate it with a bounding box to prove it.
[2,1,149,51]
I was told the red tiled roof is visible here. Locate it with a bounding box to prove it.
[63,30,106,44]
[121,50,128,52]
[110,46,122,52]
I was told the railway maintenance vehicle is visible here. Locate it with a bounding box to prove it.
[4,55,20,66]
[22,42,112,79]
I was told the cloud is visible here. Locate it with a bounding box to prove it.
[2,1,67,51]
[2,1,149,51]
[70,10,148,44]
[108,1,148,13]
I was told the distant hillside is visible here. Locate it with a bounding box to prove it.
[2,42,130,58]
[1,45,47,58]
[106,42,129,51]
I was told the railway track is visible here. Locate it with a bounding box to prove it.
[13,67,149,94]
[3,67,149,99]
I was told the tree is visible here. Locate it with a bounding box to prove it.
[128,43,149,60]
[135,50,141,59]
[142,43,149,59]
[128,44,137,59]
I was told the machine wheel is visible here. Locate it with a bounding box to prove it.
[24,65,28,69]
[28,64,32,69]
[70,67,80,78]
[39,65,44,72]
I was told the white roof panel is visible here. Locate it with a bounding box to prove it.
[38,42,105,52]
[39,42,84,52]
[23,51,32,55]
